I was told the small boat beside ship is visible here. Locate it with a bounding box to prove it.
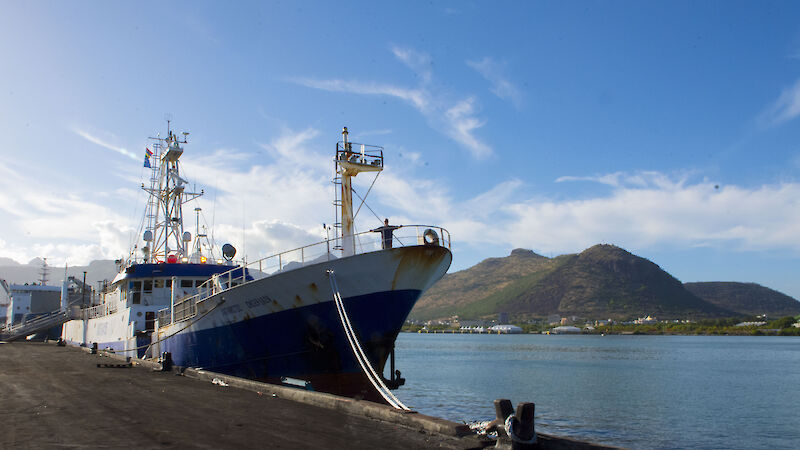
[60,124,452,402]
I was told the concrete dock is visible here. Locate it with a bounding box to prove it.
[1,341,618,449]
[0,342,488,449]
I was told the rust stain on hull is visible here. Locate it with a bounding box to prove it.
[390,245,452,291]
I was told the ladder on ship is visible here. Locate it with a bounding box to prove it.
[331,175,343,251]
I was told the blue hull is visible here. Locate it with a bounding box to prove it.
[161,289,420,399]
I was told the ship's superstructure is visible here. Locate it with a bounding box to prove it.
[61,124,452,403]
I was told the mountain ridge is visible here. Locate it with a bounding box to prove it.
[412,245,799,321]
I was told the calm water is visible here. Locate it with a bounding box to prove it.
[392,333,800,449]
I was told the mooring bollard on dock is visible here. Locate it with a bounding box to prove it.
[159,351,173,372]
[489,398,537,449]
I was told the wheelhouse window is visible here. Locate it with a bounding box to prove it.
[181,279,193,288]
[129,280,142,304]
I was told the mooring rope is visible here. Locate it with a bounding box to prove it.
[326,269,410,411]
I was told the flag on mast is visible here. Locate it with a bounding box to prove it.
[144,147,153,168]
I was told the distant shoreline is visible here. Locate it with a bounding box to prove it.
[403,320,800,336]
[403,330,799,336]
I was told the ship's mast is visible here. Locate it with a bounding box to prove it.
[39,258,48,286]
[334,127,383,256]
[191,206,215,261]
[141,125,203,263]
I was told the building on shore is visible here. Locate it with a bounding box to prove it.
[488,324,523,334]
[550,325,582,334]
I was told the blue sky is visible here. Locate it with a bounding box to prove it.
[1,1,799,299]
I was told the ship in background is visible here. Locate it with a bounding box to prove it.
[1,260,87,340]
[60,124,452,402]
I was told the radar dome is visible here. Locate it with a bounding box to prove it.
[182,231,192,242]
[143,230,153,242]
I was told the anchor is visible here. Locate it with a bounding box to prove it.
[382,344,406,390]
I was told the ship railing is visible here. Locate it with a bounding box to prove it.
[156,225,450,326]
[157,308,170,327]
[82,299,120,320]
[336,141,384,168]
[241,224,450,280]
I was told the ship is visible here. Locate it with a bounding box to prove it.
[60,124,452,403]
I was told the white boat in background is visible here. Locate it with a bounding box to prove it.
[61,124,452,402]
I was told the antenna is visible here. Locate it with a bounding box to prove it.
[194,206,202,256]
[242,201,246,263]
[164,113,173,135]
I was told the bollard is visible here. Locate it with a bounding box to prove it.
[489,399,537,449]
[508,402,536,449]
[160,351,173,372]
[91,342,98,354]
[488,399,513,448]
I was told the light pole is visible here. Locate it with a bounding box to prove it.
[81,271,87,307]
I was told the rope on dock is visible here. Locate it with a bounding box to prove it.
[327,269,411,411]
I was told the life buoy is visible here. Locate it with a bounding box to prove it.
[422,229,439,246]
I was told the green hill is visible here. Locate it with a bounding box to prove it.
[410,248,551,320]
[412,244,737,321]
[684,282,800,317]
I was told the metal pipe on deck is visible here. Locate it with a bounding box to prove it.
[170,276,176,324]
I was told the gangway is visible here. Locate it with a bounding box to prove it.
[0,309,72,342]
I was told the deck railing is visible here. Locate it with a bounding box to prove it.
[156,224,450,327]
[83,299,119,320]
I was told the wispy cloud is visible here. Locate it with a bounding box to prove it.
[292,78,429,111]
[289,46,493,159]
[73,128,138,160]
[391,46,433,83]
[759,78,800,127]
[466,57,522,107]
[444,98,492,158]
[555,171,689,190]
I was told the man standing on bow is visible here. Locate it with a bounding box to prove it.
[371,218,402,249]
